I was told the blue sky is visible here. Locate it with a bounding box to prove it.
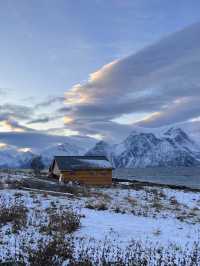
[0,0,200,149]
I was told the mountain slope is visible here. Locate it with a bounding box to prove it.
[0,136,97,168]
[0,145,35,168]
[87,127,200,168]
[41,142,85,166]
[40,136,97,166]
[85,141,112,158]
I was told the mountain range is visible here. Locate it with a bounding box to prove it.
[0,146,34,169]
[0,127,199,169]
[86,127,200,168]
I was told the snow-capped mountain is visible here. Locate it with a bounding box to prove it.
[0,127,199,168]
[85,141,112,159]
[41,142,86,166]
[86,128,200,168]
[0,145,35,169]
[0,134,97,168]
[40,136,97,166]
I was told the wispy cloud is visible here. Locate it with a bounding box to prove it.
[27,117,52,125]
[0,95,65,133]
[0,119,30,132]
[35,96,65,109]
[0,103,33,120]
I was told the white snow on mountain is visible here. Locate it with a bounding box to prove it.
[41,142,85,166]
[87,127,200,168]
[0,145,34,168]
[40,135,97,166]
[0,127,199,169]
[0,135,97,168]
[86,141,113,159]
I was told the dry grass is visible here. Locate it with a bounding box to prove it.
[0,197,28,233]
[4,236,200,266]
[124,196,138,206]
[151,201,164,212]
[85,201,108,211]
[20,236,73,266]
[40,209,81,236]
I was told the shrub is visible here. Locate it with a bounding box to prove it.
[41,209,81,236]
[85,202,108,211]
[170,196,179,206]
[0,198,28,233]
[30,156,45,176]
[59,184,91,197]
[3,236,200,266]
[125,196,138,206]
[85,202,96,210]
[151,201,163,212]
[96,202,108,211]
[21,236,73,266]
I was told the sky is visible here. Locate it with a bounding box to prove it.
[0,0,200,150]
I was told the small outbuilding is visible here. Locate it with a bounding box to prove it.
[49,156,113,185]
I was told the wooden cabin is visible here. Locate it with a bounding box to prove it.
[49,156,113,185]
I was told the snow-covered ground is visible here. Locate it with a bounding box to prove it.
[0,171,200,264]
[79,209,200,247]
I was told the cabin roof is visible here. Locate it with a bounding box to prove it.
[53,156,113,170]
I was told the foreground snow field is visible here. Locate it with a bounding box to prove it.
[0,171,200,265]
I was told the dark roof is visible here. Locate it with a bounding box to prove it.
[53,156,113,170]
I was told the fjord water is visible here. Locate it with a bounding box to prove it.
[114,167,200,189]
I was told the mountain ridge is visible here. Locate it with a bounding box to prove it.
[87,127,200,168]
[0,127,199,169]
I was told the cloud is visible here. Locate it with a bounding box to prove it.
[35,96,65,109]
[0,119,32,132]
[62,22,200,140]
[0,95,67,133]
[0,103,36,133]
[0,131,66,150]
[0,98,64,134]
[25,96,67,128]
[27,114,64,125]
[138,97,200,127]
[0,131,96,151]
[27,117,51,124]
[57,106,72,114]
[0,88,9,96]
[0,103,34,120]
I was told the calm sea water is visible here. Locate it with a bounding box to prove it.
[114,167,200,189]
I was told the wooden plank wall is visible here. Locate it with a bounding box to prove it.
[61,169,112,185]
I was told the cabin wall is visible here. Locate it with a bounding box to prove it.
[61,169,112,185]
[52,161,61,176]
